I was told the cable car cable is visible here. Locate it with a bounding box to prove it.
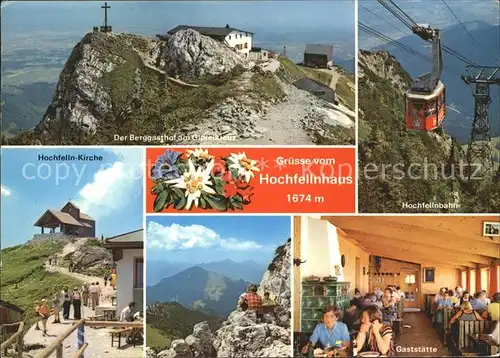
[358,23,431,63]
[441,0,481,47]
[358,23,462,74]
[359,4,408,34]
[376,0,479,66]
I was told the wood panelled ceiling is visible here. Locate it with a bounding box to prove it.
[322,216,500,269]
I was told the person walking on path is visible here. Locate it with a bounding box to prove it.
[111,272,117,290]
[34,301,41,330]
[89,282,98,310]
[103,274,108,287]
[82,283,90,307]
[48,256,52,266]
[62,287,72,320]
[38,298,51,336]
[95,282,102,306]
[72,287,82,320]
[52,293,61,323]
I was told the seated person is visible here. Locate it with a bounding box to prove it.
[381,288,397,324]
[354,288,361,299]
[483,292,499,321]
[356,305,395,356]
[471,291,488,311]
[450,301,483,343]
[450,301,483,324]
[436,290,454,324]
[301,306,350,353]
[120,301,137,322]
[343,299,362,333]
[238,292,248,311]
[262,292,275,306]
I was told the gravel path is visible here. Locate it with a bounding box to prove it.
[21,243,142,358]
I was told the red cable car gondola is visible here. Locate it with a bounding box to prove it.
[405,25,446,131]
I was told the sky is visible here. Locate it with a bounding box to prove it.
[1,1,355,41]
[0,147,144,248]
[146,216,290,264]
[358,0,500,49]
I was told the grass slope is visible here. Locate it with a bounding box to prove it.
[1,241,82,328]
[146,302,223,352]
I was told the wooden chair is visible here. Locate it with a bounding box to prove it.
[453,320,486,356]
[442,308,455,346]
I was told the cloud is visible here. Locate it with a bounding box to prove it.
[147,222,264,251]
[1,185,12,197]
[73,148,143,218]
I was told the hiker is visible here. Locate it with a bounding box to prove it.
[82,283,90,307]
[89,282,98,310]
[48,256,52,266]
[52,293,61,323]
[69,263,73,273]
[39,298,51,336]
[237,291,248,311]
[247,284,263,319]
[34,301,41,330]
[96,282,102,305]
[262,292,275,306]
[111,271,117,290]
[62,287,72,320]
[72,287,82,320]
[103,274,108,287]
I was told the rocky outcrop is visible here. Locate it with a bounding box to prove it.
[157,321,216,358]
[162,29,250,80]
[63,238,113,276]
[358,50,412,95]
[213,310,291,357]
[34,32,161,139]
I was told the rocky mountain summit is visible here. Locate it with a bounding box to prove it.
[12,29,354,145]
[147,240,292,358]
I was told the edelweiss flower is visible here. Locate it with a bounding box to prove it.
[166,159,216,210]
[186,148,214,160]
[228,152,260,183]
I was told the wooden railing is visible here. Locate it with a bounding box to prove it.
[1,321,25,358]
[34,320,143,358]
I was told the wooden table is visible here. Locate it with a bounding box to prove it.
[469,334,499,356]
[103,309,116,321]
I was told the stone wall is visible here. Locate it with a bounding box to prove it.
[29,232,74,244]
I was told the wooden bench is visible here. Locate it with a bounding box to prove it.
[450,320,485,356]
[442,308,456,346]
[110,327,134,348]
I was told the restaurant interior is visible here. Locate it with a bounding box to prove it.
[292,215,500,357]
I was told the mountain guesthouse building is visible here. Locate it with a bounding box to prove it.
[158,24,254,58]
[104,229,144,317]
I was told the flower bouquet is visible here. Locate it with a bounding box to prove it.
[151,149,260,211]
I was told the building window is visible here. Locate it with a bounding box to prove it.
[228,35,231,40]
[134,258,143,288]
[244,43,248,49]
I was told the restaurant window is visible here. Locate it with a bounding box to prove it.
[470,270,476,293]
[480,268,489,291]
[461,271,467,289]
[134,258,143,288]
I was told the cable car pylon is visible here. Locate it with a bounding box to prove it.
[461,66,500,181]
